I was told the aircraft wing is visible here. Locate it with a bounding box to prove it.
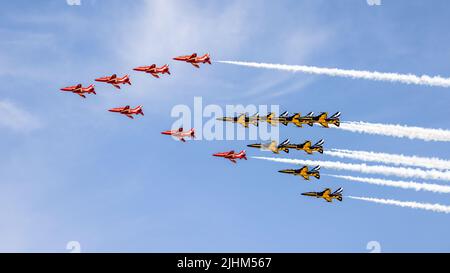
[237,114,249,127]
[226,151,235,156]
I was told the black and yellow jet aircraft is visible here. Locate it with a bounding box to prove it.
[287,112,315,127]
[284,139,324,154]
[312,112,341,128]
[301,187,343,202]
[263,111,312,127]
[260,112,279,126]
[247,139,291,154]
[275,111,290,126]
[217,112,259,128]
[278,165,320,180]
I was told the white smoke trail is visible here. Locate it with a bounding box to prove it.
[252,156,450,181]
[347,196,450,214]
[325,149,450,170]
[327,174,450,194]
[217,60,450,88]
[338,121,450,142]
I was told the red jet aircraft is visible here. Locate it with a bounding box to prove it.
[108,105,144,119]
[161,127,195,142]
[173,53,211,68]
[95,74,131,89]
[133,64,171,78]
[213,150,247,164]
[60,84,96,98]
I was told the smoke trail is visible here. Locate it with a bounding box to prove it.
[217,60,450,88]
[326,174,450,194]
[325,149,450,170]
[338,121,450,142]
[347,196,450,214]
[252,156,450,181]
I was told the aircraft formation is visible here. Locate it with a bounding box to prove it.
[216,110,342,202]
[247,139,324,154]
[60,53,211,118]
[60,52,342,203]
[217,111,341,128]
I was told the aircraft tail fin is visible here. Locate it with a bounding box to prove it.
[125,75,131,85]
[204,53,211,64]
[332,187,343,195]
[87,84,96,94]
[138,106,144,116]
[240,150,247,160]
[330,111,341,119]
[280,139,290,146]
[311,139,324,153]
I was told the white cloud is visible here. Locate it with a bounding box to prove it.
[0,100,41,132]
[103,0,333,107]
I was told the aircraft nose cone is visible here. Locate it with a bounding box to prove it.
[278,170,290,174]
[161,131,170,135]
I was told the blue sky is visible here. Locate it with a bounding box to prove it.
[1,0,450,252]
